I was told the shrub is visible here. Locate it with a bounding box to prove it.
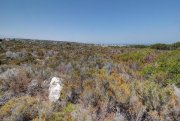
[6,51,24,59]
[0,45,5,53]
[119,49,156,67]
[81,84,102,106]
[135,81,173,111]
[142,50,180,87]
[9,71,31,95]
[0,96,52,121]
[150,43,170,50]
[171,42,180,50]
[0,68,18,81]
[108,72,131,103]
[95,69,131,103]
[48,103,75,121]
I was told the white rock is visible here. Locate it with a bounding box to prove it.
[49,77,63,102]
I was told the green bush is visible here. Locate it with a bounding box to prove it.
[150,43,170,50]
[142,50,180,87]
[150,42,180,50]
[48,103,75,121]
[135,81,173,111]
[171,42,180,50]
[0,96,52,121]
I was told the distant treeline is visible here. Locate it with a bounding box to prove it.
[129,42,180,50]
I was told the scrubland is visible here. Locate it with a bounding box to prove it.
[0,39,179,121]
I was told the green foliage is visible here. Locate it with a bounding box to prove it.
[142,50,180,87]
[149,42,180,50]
[64,103,74,113]
[121,51,144,62]
[0,96,52,121]
[95,69,131,103]
[135,81,173,111]
[48,103,74,121]
[119,49,158,70]
[150,43,170,50]
[171,42,180,50]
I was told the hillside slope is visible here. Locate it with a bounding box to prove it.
[0,39,179,121]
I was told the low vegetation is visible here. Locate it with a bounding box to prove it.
[0,39,179,120]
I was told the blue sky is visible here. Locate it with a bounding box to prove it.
[0,0,180,44]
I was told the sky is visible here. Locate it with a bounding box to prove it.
[0,0,180,44]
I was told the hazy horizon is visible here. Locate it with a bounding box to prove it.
[0,0,180,44]
[1,36,179,45]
